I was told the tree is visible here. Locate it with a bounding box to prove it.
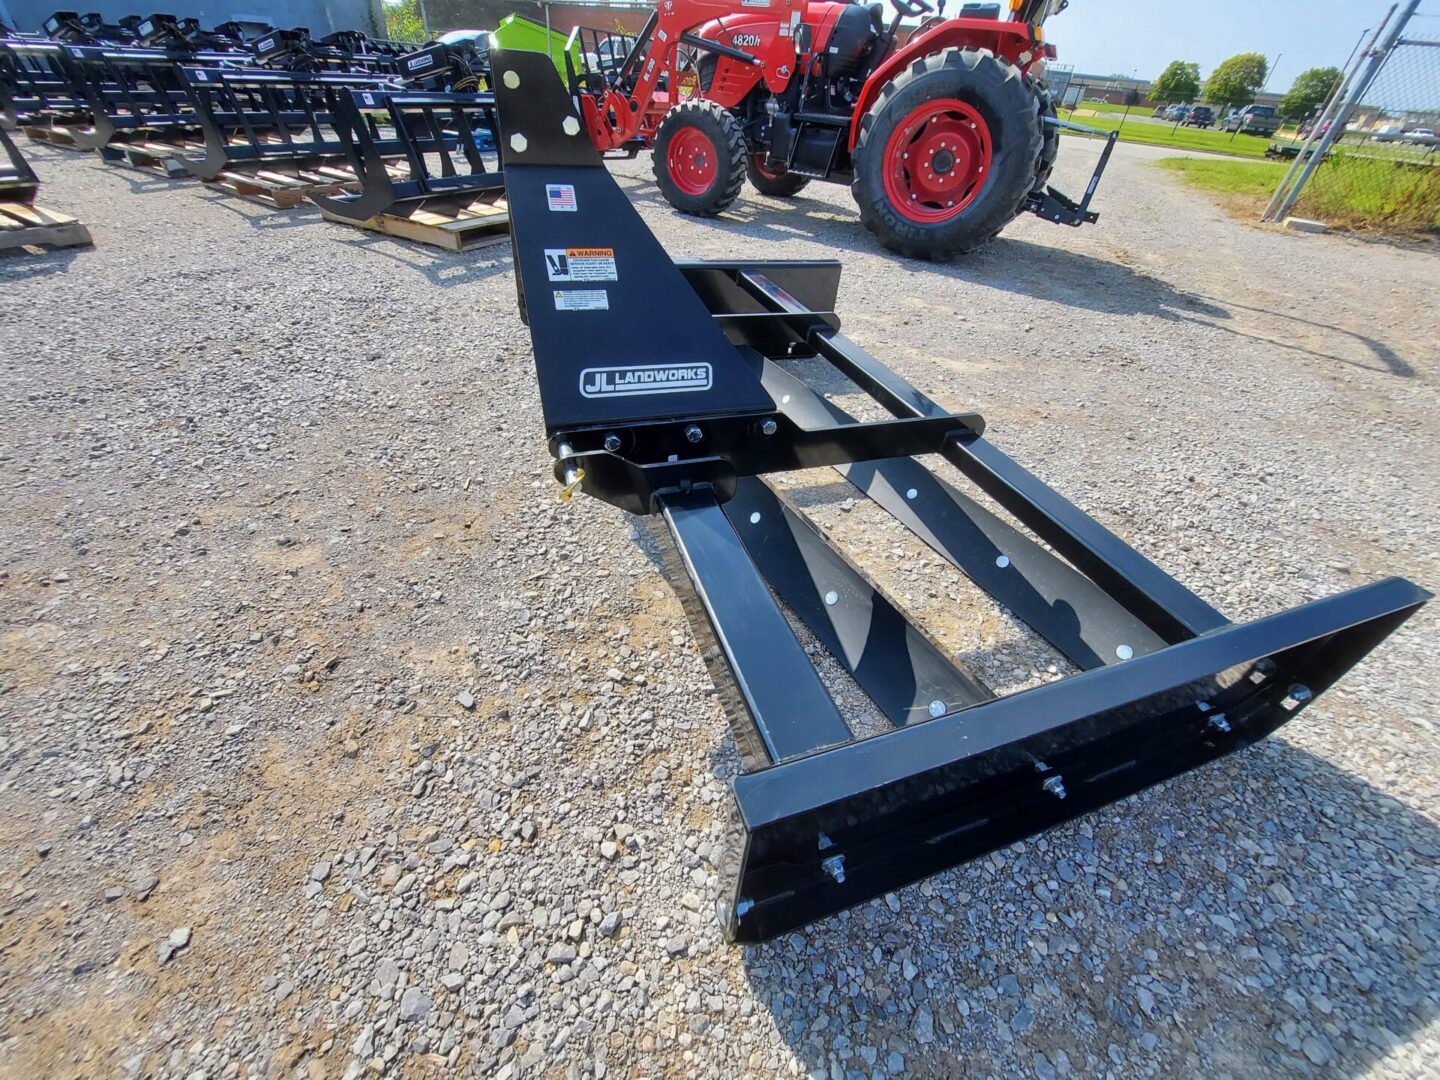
[1150,61,1201,104]
[382,0,426,44]
[1280,66,1343,119]
[1204,52,1269,112]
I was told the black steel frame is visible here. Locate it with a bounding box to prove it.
[56,44,215,149]
[0,38,90,128]
[309,88,503,221]
[0,122,40,201]
[491,47,1430,943]
[176,66,396,180]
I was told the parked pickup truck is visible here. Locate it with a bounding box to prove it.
[1222,105,1281,136]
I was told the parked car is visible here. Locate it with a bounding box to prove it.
[1402,127,1437,146]
[1182,105,1214,128]
[1299,117,1337,139]
[1163,104,1190,122]
[1222,105,1281,136]
[1372,124,1404,142]
[1152,104,1169,117]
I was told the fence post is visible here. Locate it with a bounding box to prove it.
[1263,0,1419,222]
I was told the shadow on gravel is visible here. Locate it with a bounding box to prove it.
[323,231,514,288]
[736,741,1440,1078]
[1193,299,1416,380]
[0,245,86,277]
[199,193,325,231]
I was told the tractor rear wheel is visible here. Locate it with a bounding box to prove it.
[852,48,1042,259]
[1032,82,1059,195]
[746,152,810,197]
[653,100,746,217]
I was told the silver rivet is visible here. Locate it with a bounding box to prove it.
[749,511,761,525]
[562,116,580,136]
[824,590,839,606]
[509,132,527,153]
[928,700,945,718]
[502,70,520,89]
[906,488,918,500]
[995,555,1010,569]
[1116,644,1134,661]
[781,394,792,404]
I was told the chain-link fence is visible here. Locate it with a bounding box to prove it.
[1266,3,1440,234]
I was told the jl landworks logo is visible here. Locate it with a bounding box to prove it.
[579,364,713,399]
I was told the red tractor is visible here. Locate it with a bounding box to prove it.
[570,0,1107,259]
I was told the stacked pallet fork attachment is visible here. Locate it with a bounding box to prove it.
[176,67,400,206]
[309,88,508,251]
[491,48,1431,943]
[0,122,91,250]
[1,37,90,130]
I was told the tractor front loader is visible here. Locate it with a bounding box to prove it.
[491,48,1430,941]
[565,0,1111,258]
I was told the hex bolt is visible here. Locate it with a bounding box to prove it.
[684,424,703,444]
[1207,714,1232,734]
[821,853,847,884]
[602,433,622,453]
[1042,775,1067,800]
[759,418,778,436]
[1288,684,1313,706]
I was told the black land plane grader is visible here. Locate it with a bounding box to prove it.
[490,47,1428,943]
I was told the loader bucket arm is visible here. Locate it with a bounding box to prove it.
[491,47,1431,943]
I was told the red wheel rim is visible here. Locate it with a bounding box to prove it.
[667,127,719,196]
[752,152,784,180]
[882,98,992,224]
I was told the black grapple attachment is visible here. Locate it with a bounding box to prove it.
[490,47,1431,943]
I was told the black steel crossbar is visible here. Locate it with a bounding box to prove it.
[309,88,502,221]
[492,47,1432,943]
[177,66,396,180]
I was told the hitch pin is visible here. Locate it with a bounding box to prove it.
[556,441,585,502]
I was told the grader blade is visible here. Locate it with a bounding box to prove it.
[492,48,1431,943]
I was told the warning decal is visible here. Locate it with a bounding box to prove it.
[546,184,578,212]
[544,248,618,283]
[553,289,609,311]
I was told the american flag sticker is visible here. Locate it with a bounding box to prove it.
[546,184,578,212]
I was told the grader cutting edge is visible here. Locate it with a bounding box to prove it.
[491,48,1430,942]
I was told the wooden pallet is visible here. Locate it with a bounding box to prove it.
[0,201,92,252]
[97,138,200,176]
[318,192,510,252]
[22,124,88,150]
[201,161,409,210]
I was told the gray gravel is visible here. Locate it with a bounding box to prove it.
[0,137,1436,1080]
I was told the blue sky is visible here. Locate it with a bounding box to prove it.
[1049,0,1439,91]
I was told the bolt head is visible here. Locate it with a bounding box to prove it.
[603,433,622,453]
[684,424,703,444]
[759,418,778,436]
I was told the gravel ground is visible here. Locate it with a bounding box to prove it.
[1,136,1436,1080]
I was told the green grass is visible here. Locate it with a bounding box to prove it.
[1153,156,1288,196]
[1154,154,1440,232]
[1061,112,1282,158]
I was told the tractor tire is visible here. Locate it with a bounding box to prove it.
[1031,82,1059,195]
[746,152,810,197]
[652,100,746,217]
[852,48,1042,259]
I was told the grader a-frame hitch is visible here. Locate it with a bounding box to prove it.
[493,49,1429,943]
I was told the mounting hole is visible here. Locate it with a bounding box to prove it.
[562,116,580,136]
[781,394,791,405]
[509,133,528,153]
[502,70,520,90]
[749,511,761,525]
[906,488,918,500]
[995,555,1010,569]
[1116,644,1134,661]
[824,590,839,606]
